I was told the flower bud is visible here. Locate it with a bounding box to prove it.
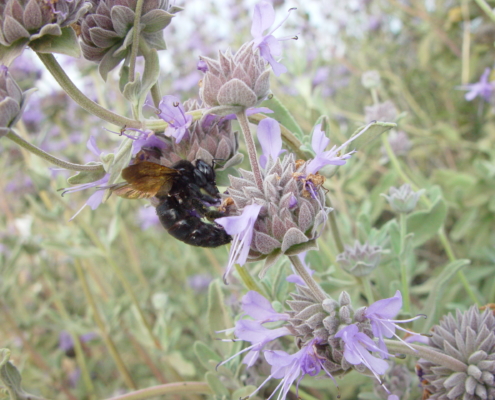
[80,0,181,78]
[361,70,381,89]
[0,0,91,63]
[0,65,35,137]
[336,241,382,276]
[199,42,271,114]
[382,184,424,214]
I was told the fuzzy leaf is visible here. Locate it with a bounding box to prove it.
[66,164,105,185]
[349,121,397,150]
[407,189,447,247]
[0,40,28,65]
[0,348,43,400]
[194,341,223,372]
[260,95,304,139]
[207,280,231,336]
[29,27,81,57]
[205,371,229,397]
[138,47,160,109]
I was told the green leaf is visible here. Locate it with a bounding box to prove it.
[194,341,223,372]
[119,65,130,93]
[232,385,258,399]
[420,259,470,331]
[260,95,304,138]
[138,47,160,110]
[450,207,478,241]
[207,280,231,336]
[66,163,106,185]
[350,121,397,151]
[407,190,447,247]
[388,220,400,255]
[0,348,44,400]
[107,137,134,187]
[122,73,142,103]
[205,371,229,398]
[0,40,28,66]
[29,27,81,58]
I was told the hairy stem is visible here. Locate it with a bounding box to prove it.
[289,255,327,302]
[129,0,144,82]
[384,340,467,372]
[236,111,264,190]
[6,130,104,172]
[37,53,141,128]
[104,382,212,400]
[399,213,411,313]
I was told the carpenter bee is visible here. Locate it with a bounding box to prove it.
[112,156,231,248]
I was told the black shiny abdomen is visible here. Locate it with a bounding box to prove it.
[155,160,231,248]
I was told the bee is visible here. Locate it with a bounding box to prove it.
[112,155,231,248]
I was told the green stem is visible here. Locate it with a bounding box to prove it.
[325,196,344,254]
[37,53,141,128]
[399,213,411,313]
[370,88,379,105]
[381,134,477,305]
[474,0,495,23]
[360,276,375,304]
[6,130,104,172]
[104,382,212,400]
[236,111,264,190]
[384,340,467,372]
[74,260,137,390]
[289,255,328,302]
[129,0,144,82]
[235,264,266,294]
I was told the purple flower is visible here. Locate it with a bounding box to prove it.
[306,122,373,175]
[251,1,295,76]
[257,117,286,168]
[364,290,423,355]
[157,95,193,143]
[253,338,334,400]
[241,290,290,322]
[458,68,495,102]
[63,136,109,220]
[137,206,160,230]
[286,252,315,285]
[129,129,167,156]
[335,324,389,380]
[216,203,262,282]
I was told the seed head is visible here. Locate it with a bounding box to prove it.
[417,306,495,400]
[336,240,383,276]
[382,183,424,214]
[199,42,271,114]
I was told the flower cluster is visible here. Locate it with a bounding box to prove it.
[220,290,419,399]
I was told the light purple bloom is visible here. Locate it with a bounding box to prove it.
[286,251,315,286]
[364,290,423,355]
[63,136,109,220]
[257,117,286,168]
[128,129,167,156]
[251,1,295,76]
[241,290,290,322]
[253,338,334,400]
[157,95,193,143]
[458,68,495,102]
[306,122,373,175]
[197,59,208,72]
[335,324,389,380]
[216,203,262,282]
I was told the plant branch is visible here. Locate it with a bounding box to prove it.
[236,110,264,190]
[6,130,104,172]
[289,255,327,302]
[129,0,144,82]
[37,53,141,128]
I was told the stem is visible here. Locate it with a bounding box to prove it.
[129,0,144,82]
[37,53,141,128]
[236,264,266,294]
[381,134,478,305]
[236,111,264,191]
[384,340,467,372]
[325,196,344,254]
[370,88,379,105]
[474,0,495,23]
[399,213,411,313]
[461,0,471,85]
[360,276,375,304]
[289,255,327,302]
[74,260,137,390]
[5,130,104,172]
[104,382,212,400]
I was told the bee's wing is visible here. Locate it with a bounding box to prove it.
[112,162,178,199]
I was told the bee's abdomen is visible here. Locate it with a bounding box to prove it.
[156,197,231,248]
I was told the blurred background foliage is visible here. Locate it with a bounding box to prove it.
[1,0,495,399]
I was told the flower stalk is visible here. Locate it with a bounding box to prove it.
[384,340,467,373]
[289,255,327,302]
[398,213,410,313]
[129,0,145,83]
[5,130,104,172]
[236,111,264,190]
[104,381,212,400]
[37,53,141,128]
